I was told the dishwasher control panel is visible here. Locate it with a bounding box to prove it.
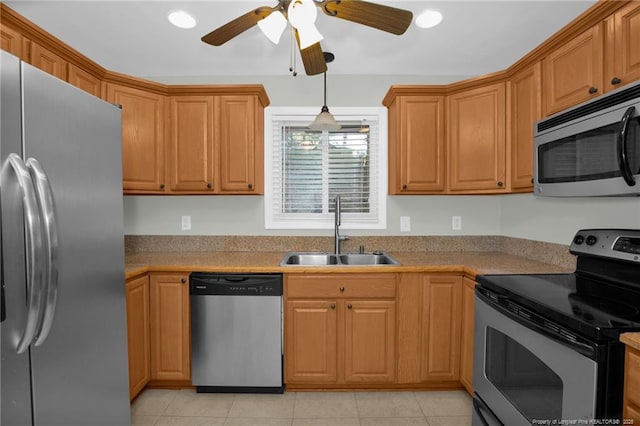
[190,273,283,296]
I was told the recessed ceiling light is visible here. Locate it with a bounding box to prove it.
[168,11,196,29]
[415,10,443,29]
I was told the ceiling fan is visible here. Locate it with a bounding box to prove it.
[201,0,413,76]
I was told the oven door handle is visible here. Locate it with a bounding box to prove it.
[617,105,636,186]
[476,288,598,360]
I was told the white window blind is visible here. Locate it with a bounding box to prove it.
[265,107,387,229]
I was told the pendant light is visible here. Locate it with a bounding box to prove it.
[309,52,340,132]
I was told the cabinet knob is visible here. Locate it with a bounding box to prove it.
[207,183,212,189]
[339,287,345,292]
[181,278,186,284]
[531,178,534,184]
[402,184,408,190]
[160,183,165,189]
[588,86,598,94]
[330,304,336,310]
[248,183,253,189]
[497,181,504,187]
[347,304,353,309]
[611,77,622,85]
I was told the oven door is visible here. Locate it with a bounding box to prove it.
[473,293,599,425]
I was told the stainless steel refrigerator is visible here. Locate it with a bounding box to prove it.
[0,51,131,425]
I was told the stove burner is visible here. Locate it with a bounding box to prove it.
[569,293,640,322]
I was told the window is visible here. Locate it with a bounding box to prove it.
[265,107,387,229]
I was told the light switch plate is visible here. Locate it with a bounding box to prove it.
[181,215,191,231]
[400,216,411,232]
[452,216,462,230]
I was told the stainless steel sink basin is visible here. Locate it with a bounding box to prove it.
[338,253,400,265]
[281,252,400,266]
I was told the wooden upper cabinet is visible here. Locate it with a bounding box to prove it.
[106,83,166,193]
[388,95,445,193]
[29,41,68,81]
[448,83,506,193]
[543,24,603,115]
[509,63,542,192]
[168,96,215,192]
[218,95,262,194]
[67,64,101,98]
[606,2,640,91]
[0,24,24,59]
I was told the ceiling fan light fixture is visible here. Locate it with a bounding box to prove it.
[309,106,341,132]
[415,9,443,29]
[168,10,196,29]
[287,0,323,49]
[258,11,288,44]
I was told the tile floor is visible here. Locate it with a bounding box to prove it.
[131,388,472,426]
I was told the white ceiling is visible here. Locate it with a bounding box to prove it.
[6,0,597,80]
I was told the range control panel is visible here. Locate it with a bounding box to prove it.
[570,229,640,263]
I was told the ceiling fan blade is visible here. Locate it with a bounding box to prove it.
[321,0,413,35]
[294,31,327,76]
[201,7,270,46]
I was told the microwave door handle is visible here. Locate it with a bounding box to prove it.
[617,105,636,186]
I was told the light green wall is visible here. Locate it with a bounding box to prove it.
[124,74,640,245]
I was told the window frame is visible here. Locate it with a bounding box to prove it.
[264,106,388,230]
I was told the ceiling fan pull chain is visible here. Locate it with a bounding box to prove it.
[289,27,298,76]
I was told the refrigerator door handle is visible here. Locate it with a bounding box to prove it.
[27,157,59,346]
[4,153,46,354]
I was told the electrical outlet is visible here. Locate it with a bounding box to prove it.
[452,215,462,230]
[400,216,411,232]
[181,215,191,231]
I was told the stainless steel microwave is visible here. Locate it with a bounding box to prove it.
[534,81,640,196]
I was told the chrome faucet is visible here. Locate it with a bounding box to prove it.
[334,195,349,255]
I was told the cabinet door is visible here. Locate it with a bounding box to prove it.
[168,96,215,192]
[390,96,445,193]
[106,84,166,193]
[149,273,190,382]
[421,275,462,382]
[459,277,476,394]
[1,24,23,59]
[125,275,150,400]
[509,63,542,191]
[285,300,338,384]
[344,300,396,383]
[624,347,640,423]
[448,83,506,192]
[29,42,67,81]
[543,25,603,115]
[608,2,640,91]
[218,95,261,193]
[67,64,101,98]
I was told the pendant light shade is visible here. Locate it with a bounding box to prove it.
[310,55,340,131]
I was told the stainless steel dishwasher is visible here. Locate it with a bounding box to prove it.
[190,272,284,393]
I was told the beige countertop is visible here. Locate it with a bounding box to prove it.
[621,333,640,351]
[125,250,572,279]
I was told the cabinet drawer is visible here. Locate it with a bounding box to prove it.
[286,274,397,299]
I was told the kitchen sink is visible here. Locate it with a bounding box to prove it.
[281,252,400,266]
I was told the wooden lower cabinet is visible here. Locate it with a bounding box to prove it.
[284,274,397,387]
[624,345,640,424]
[149,272,191,383]
[459,277,476,394]
[125,274,150,400]
[398,273,463,385]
